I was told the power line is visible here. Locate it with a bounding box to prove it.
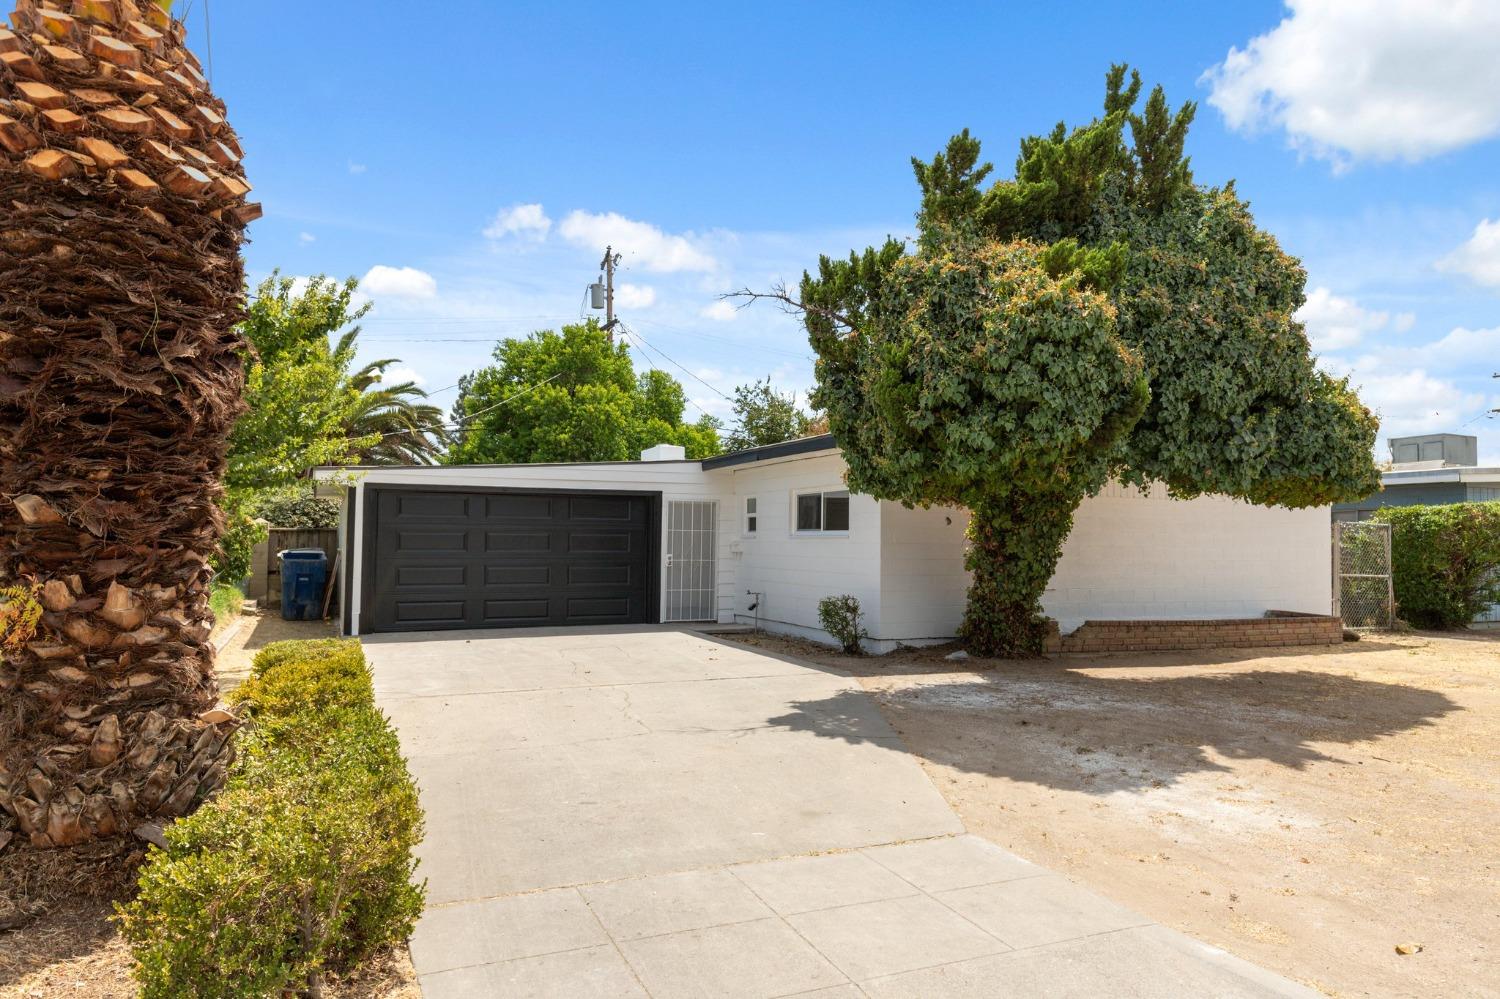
[620,323,733,402]
[338,372,564,447]
[627,317,815,361]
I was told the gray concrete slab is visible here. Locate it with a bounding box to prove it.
[364,626,1316,998]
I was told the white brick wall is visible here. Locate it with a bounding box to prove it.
[1042,482,1333,633]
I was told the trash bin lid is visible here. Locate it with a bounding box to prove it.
[278,548,328,561]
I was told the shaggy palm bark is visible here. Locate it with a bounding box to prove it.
[0,0,259,849]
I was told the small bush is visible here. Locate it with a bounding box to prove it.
[818,594,868,654]
[213,505,267,583]
[1375,502,1500,629]
[119,639,425,998]
[252,491,341,530]
[209,583,243,624]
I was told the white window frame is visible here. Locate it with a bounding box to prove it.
[792,489,850,536]
[743,496,758,537]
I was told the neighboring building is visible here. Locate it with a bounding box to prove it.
[313,435,1337,653]
[1333,433,1500,626]
[1333,434,1500,522]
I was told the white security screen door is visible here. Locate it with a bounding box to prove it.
[665,500,717,622]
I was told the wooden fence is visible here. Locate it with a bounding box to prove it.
[247,527,339,611]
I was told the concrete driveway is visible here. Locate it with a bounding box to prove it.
[364,626,1312,998]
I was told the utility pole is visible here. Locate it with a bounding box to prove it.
[599,246,621,343]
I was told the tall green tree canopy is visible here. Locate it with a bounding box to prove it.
[788,65,1378,655]
[724,377,815,451]
[447,321,722,464]
[229,274,369,494]
[229,274,447,494]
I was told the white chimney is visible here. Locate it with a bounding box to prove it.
[640,443,687,462]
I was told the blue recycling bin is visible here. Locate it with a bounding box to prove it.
[279,548,328,621]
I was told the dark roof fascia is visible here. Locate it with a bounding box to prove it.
[700,434,838,470]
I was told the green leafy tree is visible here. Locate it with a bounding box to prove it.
[771,65,1378,656]
[447,320,721,464]
[230,275,372,494]
[724,377,814,451]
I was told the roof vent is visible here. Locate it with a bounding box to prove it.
[640,443,686,462]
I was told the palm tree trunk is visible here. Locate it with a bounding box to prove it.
[0,0,259,848]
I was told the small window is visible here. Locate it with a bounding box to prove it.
[744,497,758,535]
[795,491,850,534]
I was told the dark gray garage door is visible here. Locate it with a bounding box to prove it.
[365,488,655,632]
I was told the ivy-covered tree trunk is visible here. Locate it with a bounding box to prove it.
[959,489,1083,657]
[0,0,257,850]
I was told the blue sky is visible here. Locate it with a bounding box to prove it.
[186,0,1500,462]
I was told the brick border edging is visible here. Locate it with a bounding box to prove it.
[1044,611,1343,654]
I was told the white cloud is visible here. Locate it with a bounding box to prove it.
[1294,286,1410,351]
[381,365,426,387]
[347,161,367,175]
[700,300,738,322]
[558,210,718,273]
[1340,324,1500,376]
[614,283,656,309]
[361,265,437,299]
[1202,0,1500,168]
[1437,218,1500,288]
[1353,369,1488,436]
[485,203,552,241]
[298,232,316,245]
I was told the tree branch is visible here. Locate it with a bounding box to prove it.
[720,283,861,336]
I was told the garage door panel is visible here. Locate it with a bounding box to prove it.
[569,496,635,521]
[567,563,633,586]
[396,529,467,553]
[369,489,653,633]
[568,596,631,619]
[484,564,551,586]
[396,565,467,587]
[569,531,634,553]
[485,530,553,553]
[483,598,551,622]
[397,494,470,519]
[485,495,553,519]
[394,600,467,623]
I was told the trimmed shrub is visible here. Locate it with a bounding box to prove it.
[118,639,425,998]
[1375,502,1500,629]
[818,594,868,654]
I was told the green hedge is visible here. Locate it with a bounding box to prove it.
[1375,502,1500,629]
[117,640,425,998]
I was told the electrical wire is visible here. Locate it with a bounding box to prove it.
[620,323,734,402]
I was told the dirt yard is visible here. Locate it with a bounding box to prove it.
[735,629,1500,999]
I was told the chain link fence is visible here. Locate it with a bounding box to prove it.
[1333,521,1394,629]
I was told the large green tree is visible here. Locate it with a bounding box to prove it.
[777,66,1379,656]
[230,274,447,491]
[447,321,722,464]
[229,275,371,494]
[724,378,815,451]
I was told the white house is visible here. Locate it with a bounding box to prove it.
[313,435,1335,653]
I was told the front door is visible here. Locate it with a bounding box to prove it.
[664,500,717,622]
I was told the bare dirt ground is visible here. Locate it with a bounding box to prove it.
[213,605,339,692]
[0,611,407,999]
[734,629,1499,999]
